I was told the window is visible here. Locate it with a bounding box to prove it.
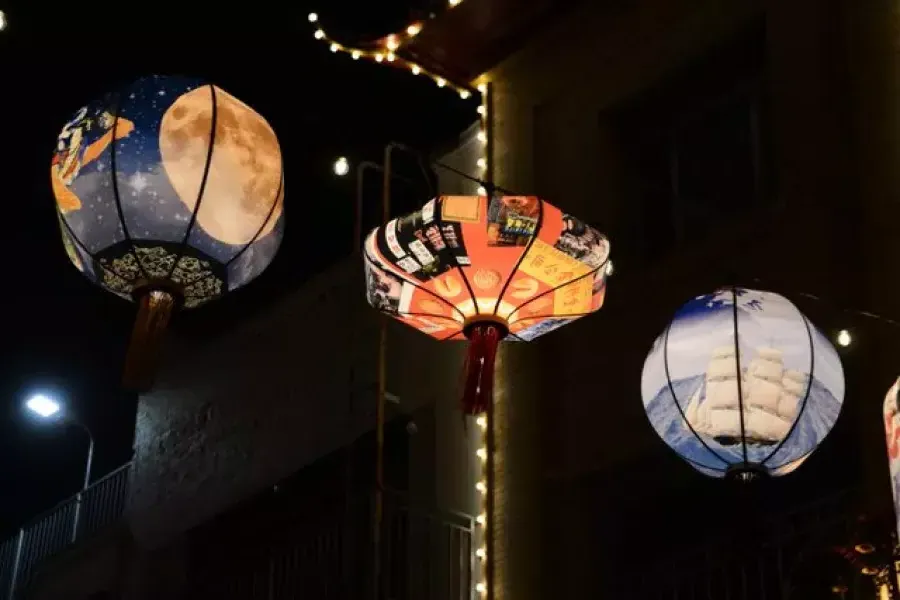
[609,22,770,263]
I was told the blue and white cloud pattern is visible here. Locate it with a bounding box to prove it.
[641,288,844,477]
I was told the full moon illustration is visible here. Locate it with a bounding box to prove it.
[159,86,283,246]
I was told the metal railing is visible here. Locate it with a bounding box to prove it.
[0,462,131,599]
[184,490,475,599]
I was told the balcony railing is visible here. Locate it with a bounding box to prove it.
[0,462,131,599]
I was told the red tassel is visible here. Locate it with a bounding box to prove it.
[461,324,502,415]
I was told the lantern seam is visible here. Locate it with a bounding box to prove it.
[55,207,133,292]
[165,84,218,283]
[732,286,749,466]
[491,196,544,317]
[760,313,816,468]
[662,321,732,470]
[109,90,150,283]
[505,257,609,323]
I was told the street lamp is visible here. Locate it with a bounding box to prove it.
[334,156,350,177]
[25,393,95,543]
[0,11,7,32]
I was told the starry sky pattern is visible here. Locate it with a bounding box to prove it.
[57,75,285,294]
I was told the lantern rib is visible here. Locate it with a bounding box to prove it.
[362,251,468,323]
[165,84,218,282]
[760,314,816,467]
[182,171,284,293]
[109,92,150,283]
[56,207,136,290]
[491,198,545,317]
[662,322,732,469]
[505,258,608,321]
[732,286,749,466]
[432,203,479,315]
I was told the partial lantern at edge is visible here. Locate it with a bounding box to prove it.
[363,194,611,414]
[883,378,900,541]
[641,287,844,480]
[52,75,284,390]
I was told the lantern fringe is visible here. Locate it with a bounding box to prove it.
[122,290,177,392]
[461,324,501,415]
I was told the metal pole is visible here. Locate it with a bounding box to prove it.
[70,426,94,544]
[8,527,24,599]
[483,82,497,600]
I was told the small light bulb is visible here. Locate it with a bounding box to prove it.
[477,130,487,143]
[307,12,318,22]
[375,53,384,62]
[387,52,396,62]
[477,158,487,169]
[387,36,400,51]
[476,480,487,493]
[450,0,462,6]
[476,582,487,594]
[352,51,361,60]
[407,24,422,36]
[460,90,470,99]
[314,29,325,39]
[330,43,339,52]
[476,547,486,559]
[333,157,350,177]
[477,186,487,196]
[478,83,488,94]
[476,415,487,428]
[476,513,486,525]
[837,329,852,347]
[476,447,487,460]
[411,65,421,75]
[436,77,446,87]
[477,105,487,116]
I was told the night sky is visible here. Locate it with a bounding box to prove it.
[0,0,475,537]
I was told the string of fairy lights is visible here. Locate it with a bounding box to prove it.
[309,4,492,597]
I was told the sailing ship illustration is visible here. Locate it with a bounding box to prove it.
[683,344,807,445]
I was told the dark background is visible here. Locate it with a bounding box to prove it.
[0,0,475,537]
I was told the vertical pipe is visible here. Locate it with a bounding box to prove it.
[71,429,94,544]
[484,81,496,600]
[7,528,24,599]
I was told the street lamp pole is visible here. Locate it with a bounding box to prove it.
[70,421,95,543]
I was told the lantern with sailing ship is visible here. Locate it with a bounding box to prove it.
[641,287,844,480]
[363,194,611,413]
[52,75,284,391]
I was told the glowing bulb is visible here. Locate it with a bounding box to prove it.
[375,53,384,62]
[476,547,486,559]
[476,480,487,493]
[411,65,421,75]
[476,415,487,428]
[330,43,339,52]
[837,329,852,347]
[477,186,487,196]
[314,29,325,39]
[476,513,486,525]
[436,77,446,87]
[478,83,488,94]
[333,157,350,177]
[352,51,361,60]
[386,36,400,51]
[606,260,614,276]
[450,0,462,6]
[477,130,487,143]
[477,158,487,169]
[460,90,470,99]
[307,12,318,22]
[477,105,487,116]
[0,10,8,31]
[476,447,487,460]
[387,52,396,62]
[407,23,422,36]
[476,582,486,594]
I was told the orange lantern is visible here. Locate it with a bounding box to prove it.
[363,195,611,413]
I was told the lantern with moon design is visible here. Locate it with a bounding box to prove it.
[52,75,284,390]
[883,379,900,540]
[363,195,611,413]
[641,287,844,480]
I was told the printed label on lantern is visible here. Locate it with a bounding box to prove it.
[423,225,446,251]
[422,199,436,224]
[385,219,406,259]
[552,277,593,315]
[553,214,610,269]
[396,256,421,274]
[441,196,481,223]
[409,240,435,266]
[519,239,592,286]
[398,282,414,313]
[486,196,539,247]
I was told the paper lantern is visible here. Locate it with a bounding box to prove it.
[641,287,844,480]
[52,75,284,389]
[363,195,611,413]
[884,379,900,540]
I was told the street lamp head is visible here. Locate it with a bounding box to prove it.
[334,156,350,177]
[26,394,61,419]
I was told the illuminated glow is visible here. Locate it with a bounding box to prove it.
[450,0,462,6]
[476,582,486,593]
[476,480,487,493]
[314,29,325,39]
[478,83,488,94]
[330,43,339,52]
[476,415,487,428]
[476,158,487,169]
[411,65,421,75]
[641,287,845,479]
[307,12,318,22]
[0,10,7,31]
[477,105,487,116]
[477,186,487,196]
[477,130,487,143]
[363,196,611,342]
[386,52,396,62]
[407,24,422,36]
[386,36,400,51]
[476,513,486,525]
[436,77,446,87]
[837,329,851,347]
[26,394,61,419]
[460,90,471,99]
[333,157,350,176]
[352,51,361,60]
[375,53,384,62]
[476,547,486,559]
[476,447,487,460]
